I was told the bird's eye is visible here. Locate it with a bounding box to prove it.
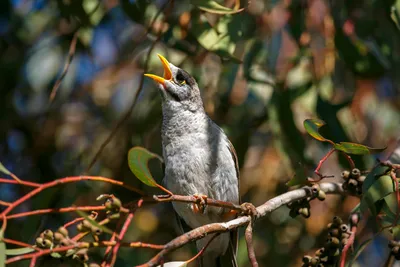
[175,73,186,85]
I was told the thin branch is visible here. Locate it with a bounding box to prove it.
[185,234,220,264]
[107,212,136,267]
[64,217,85,228]
[340,213,360,267]
[139,182,344,267]
[6,240,165,264]
[152,194,245,213]
[0,175,144,234]
[245,221,258,267]
[0,178,41,187]
[84,0,172,173]
[312,148,336,180]
[49,31,79,103]
[2,238,40,251]
[6,205,106,220]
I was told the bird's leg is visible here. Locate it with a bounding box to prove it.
[191,193,208,214]
[240,202,258,217]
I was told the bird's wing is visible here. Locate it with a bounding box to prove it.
[226,138,239,267]
[227,138,240,203]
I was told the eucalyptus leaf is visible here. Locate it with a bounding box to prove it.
[334,142,386,155]
[127,147,163,187]
[0,230,5,267]
[0,162,11,176]
[156,261,187,267]
[192,0,243,14]
[303,119,333,144]
[348,238,373,266]
[360,175,396,216]
[6,247,35,256]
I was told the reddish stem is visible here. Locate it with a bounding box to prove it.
[311,148,336,180]
[340,214,360,267]
[185,234,219,264]
[3,238,40,251]
[0,175,143,233]
[107,212,135,267]
[29,257,37,267]
[340,225,356,267]
[0,178,40,188]
[64,217,85,228]
[0,200,11,206]
[7,205,106,220]
[245,222,258,267]
[390,171,400,226]
[341,152,355,170]
[6,240,165,264]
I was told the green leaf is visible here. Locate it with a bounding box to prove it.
[334,142,386,155]
[381,193,398,224]
[0,162,11,176]
[303,119,333,144]
[348,238,373,266]
[127,147,163,187]
[156,262,187,267]
[192,0,244,14]
[75,210,114,235]
[6,247,35,256]
[50,252,62,258]
[0,230,5,267]
[362,165,391,193]
[360,175,396,215]
[392,225,400,240]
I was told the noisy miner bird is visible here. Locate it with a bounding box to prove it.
[145,54,240,267]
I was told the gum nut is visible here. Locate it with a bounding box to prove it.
[351,168,361,178]
[43,229,54,240]
[317,190,326,201]
[58,227,69,237]
[341,170,350,179]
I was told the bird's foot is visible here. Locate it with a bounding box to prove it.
[191,194,208,214]
[240,202,258,218]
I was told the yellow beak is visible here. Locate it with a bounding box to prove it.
[144,54,173,84]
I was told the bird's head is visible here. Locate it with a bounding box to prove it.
[145,54,203,112]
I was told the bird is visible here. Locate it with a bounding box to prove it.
[145,54,240,267]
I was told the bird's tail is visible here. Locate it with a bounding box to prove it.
[198,231,238,267]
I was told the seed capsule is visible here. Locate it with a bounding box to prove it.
[341,170,350,180]
[351,168,361,179]
[58,227,69,237]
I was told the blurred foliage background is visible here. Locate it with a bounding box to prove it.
[1,0,400,266]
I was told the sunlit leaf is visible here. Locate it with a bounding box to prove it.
[360,175,396,215]
[303,119,333,144]
[348,238,373,266]
[192,0,244,14]
[0,230,5,267]
[381,193,398,224]
[156,261,187,267]
[0,162,11,176]
[334,142,386,155]
[128,147,163,187]
[75,210,113,234]
[391,225,400,240]
[6,247,35,256]
[362,165,391,193]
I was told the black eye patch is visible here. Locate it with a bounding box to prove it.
[175,69,195,86]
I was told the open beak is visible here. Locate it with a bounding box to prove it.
[144,54,173,85]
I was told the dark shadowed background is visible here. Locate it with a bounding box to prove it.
[0,0,400,266]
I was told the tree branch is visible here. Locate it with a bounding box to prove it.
[139,182,344,267]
